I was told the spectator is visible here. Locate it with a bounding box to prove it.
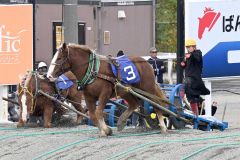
[181,38,210,116]
[147,47,166,83]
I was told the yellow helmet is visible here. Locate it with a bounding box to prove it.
[185,38,196,47]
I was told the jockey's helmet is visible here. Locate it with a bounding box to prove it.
[38,62,47,69]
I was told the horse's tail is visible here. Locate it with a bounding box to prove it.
[155,83,169,107]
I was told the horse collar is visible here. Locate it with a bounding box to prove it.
[77,52,100,90]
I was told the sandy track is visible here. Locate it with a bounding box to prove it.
[0,80,240,160]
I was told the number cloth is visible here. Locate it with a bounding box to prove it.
[111,55,140,84]
[55,74,74,90]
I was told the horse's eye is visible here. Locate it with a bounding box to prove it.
[57,57,61,61]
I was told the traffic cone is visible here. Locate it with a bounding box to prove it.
[190,102,199,116]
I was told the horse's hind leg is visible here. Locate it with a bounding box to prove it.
[154,84,168,133]
[154,109,167,133]
[117,94,138,131]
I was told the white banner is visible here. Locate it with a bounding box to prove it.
[185,0,240,78]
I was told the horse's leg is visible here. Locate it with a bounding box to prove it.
[84,95,100,125]
[17,116,24,128]
[76,106,84,124]
[96,95,112,137]
[117,94,138,131]
[154,109,167,133]
[154,84,168,133]
[73,103,85,124]
[17,99,25,127]
[43,104,54,128]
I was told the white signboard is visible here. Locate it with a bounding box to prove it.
[185,0,240,79]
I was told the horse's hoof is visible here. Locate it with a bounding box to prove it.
[117,122,126,131]
[44,123,52,128]
[160,128,168,134]
[99,130,108,137]
[105,127,113,136]
[25,123,39,128]
[16,122,24,128]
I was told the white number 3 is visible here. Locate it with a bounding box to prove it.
[124,66,136,81]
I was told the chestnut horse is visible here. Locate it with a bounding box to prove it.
[47,43,168,136]
[18,71,84,128]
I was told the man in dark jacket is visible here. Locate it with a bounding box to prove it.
[181,39,210,116]
[148,47,166,83]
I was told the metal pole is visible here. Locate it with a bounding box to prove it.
[152,0,156,47]
[96,1,102,53]
[38,90,90,119]
[177,0,184,84]
[63,0,78,44]
[32,0,36,70]
[222,103,227,121]
[204,80,212,116]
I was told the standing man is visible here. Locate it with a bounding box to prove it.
[181,38,210,116]
[148,47,166,84]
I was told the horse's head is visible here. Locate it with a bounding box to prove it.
[20,71,36,122]
[47,43,71,82]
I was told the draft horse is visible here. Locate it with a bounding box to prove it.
[47,43,168,136]
[17,71,84,128]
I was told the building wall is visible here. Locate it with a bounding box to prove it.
[35,3,153,65]
[35,4,62,65]
[100,5,153,56]
[35,4,95,65]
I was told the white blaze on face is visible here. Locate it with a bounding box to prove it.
[47,50,59,81]
[21,94,28,122]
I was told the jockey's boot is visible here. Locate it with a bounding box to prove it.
[190,102,199,116]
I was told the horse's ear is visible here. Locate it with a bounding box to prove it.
[62,42,67,50]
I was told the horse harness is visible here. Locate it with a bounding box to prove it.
[22,72,39,113]
[76,52,119,90]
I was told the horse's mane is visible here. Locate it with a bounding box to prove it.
[68,43,91,53]
[68,43,108,60]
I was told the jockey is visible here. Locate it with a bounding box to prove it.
[37,61,48,76]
